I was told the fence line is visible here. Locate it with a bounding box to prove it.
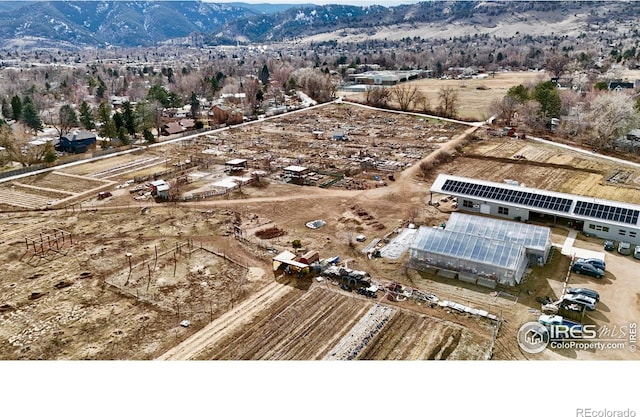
[103,240,249,313]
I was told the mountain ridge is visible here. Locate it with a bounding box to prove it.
[0,1,637,49]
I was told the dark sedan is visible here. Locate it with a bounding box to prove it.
[571,262,604,279]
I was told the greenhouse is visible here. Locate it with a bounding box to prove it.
[444,212,552,264]
[408,226,529,287]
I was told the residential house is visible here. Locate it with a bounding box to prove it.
[56,131,97,154]
[162,122,184,136]
[210,105,243,126]
[608,81,635,91]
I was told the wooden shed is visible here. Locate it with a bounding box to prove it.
[299,250,319,265]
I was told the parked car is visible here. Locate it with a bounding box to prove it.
[561,293,597,311]
[577,258,606,271]
[571,262,604,279]
[566,287,600,302]
[618,241,632,255]
[634,245,640,260]
[538,314,582,330]
[603,240,615,251]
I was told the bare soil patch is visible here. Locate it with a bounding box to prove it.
[1,102,638,360]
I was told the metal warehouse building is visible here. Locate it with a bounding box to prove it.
[430,174,640,246]
[408,213,552,287]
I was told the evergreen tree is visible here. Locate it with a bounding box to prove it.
[113,111,124,132]
[97,102,116,140]
[43,142,57,163]
[507,85,529,103]
[22,97,43,134]
[533,81,561,120]
[117,126,129,146]
[87,76,97,95]
[11,95,22,121]
[189,92,200,118]
[79,101,95,130]
[96,77,107,99]
[121,102,136,136]
[147,84,170,107]
[259,64,270,86]
[208,76,219,93]
[143,129,155,144]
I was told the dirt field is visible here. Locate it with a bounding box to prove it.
[161,283,491,360]
[342,70,548,120]
[1,101,639,360]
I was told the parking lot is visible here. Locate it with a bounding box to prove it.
[542,236,639,359]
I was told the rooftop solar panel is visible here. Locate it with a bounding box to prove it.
[441,179,573,213]
[574,201,640,225]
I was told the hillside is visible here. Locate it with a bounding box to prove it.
[0,1,256,48]
[0,1,639,48]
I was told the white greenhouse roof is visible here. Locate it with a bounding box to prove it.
[284,165,308,172]
[445,212,550,252]
[431,174,640,228]
[410,226,526,270]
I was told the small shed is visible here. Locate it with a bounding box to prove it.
[299,250,320,265]
[272,250,310,276]
[225,158,248,173]
[283,165,308,179]
[150,179,170,199]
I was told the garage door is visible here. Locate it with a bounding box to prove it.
[480,204,491,215]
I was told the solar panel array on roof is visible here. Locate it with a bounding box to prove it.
[574,201,640,225]
[441,179,573,213]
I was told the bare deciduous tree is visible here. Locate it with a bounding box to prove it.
[0,124,48,167]
[390,83,420,111]
[585,92,639,150]
[518,100,545,133]
[437,87,459,118]
[241,77,262,113]
[364,85,390,108]
[269,61,294,90]
[414,91,430,113]
[293,68,337,102]
[489,95,519,125]
[545,53,571,78]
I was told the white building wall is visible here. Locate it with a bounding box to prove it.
[583,220,640,245]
